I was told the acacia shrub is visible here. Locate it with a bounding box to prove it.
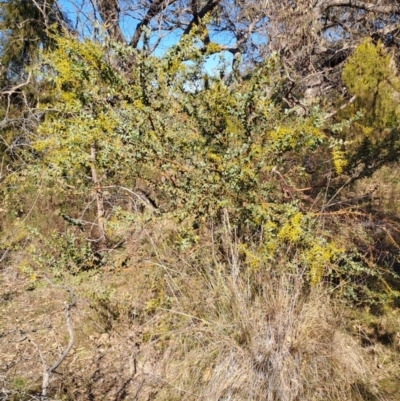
[33,34,326,226]
[11,32,394,297]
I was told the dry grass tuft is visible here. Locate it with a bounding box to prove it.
[154,271,380,401]
[136,225,384,401]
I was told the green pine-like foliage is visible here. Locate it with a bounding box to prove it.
[337,39,400,181]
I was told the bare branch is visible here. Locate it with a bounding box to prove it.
[183,0,221,36]
[1,71,32,96]
[130,0,178,48]
[324,95,356,120]
[318,0,400,16]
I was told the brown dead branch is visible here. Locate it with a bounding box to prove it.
[1,71,32,97]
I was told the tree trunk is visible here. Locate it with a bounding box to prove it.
[90,143,106,244]
[97,0,125,43]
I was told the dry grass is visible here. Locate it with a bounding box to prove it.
[151,266,380,401]
[355,165,400,216]
[0,216,397,400]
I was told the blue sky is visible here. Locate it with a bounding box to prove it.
[58,0,233,75]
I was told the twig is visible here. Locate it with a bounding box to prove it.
[1,71,32,96]
[102,185,159,212]
[324,95,356,120]
[323,186,377,210]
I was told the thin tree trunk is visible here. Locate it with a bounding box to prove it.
[90,142,106,244]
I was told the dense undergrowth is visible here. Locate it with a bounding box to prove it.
[1,32,400,400]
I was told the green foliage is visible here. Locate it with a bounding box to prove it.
[343,39,400,128]
[339,39,400,180]
[6,30,397,303]
[8,376,27,391]
[0,2,63,186]
[0,0,60,71]
[240,205,343,285]
[30,229,105,276]
[33,34,325,229]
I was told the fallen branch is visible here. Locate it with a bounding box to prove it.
[103,185,159,212]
